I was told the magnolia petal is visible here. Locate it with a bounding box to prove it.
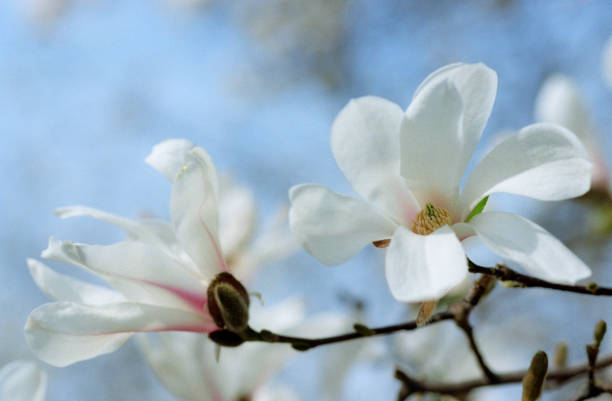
[253,385,301,401]
[28,258,124,305]
[385,225,467,303]
[330,96,419,224]
[145,139,196,183]
[218,179,257,261]
[401,80,464,209]
[469,212,591,284]
[534,74,591,142]
[0,360,47,401]
[25,301,215,367]
[459,123,592,219]
[534,75,609,189]
[140,299,306,401]
[137,333,216,401]
[42,238,207,311]
[414,62,498,172]
[53,206,190,264]
[289,184,397,266]
[171,147,227,278]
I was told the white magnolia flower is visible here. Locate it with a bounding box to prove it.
[290,63,592,303]
[0,360,47,401]
[535,74,610,192]
[138,299,305,401]
[603,35,612,89]
[25,140,240,366]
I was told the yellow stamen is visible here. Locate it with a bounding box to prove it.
[411,203,453,235]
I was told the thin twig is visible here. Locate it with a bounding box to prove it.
[245,311,455,350]
[452,275,499,383]
[394,355,612,399]
[467,261,612,296]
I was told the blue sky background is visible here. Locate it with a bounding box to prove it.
[1,0,612,400]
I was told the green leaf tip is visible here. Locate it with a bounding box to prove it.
[465,196,489,223]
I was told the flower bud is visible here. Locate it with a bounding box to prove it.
[416,300,436,326]
[372,239,390,248]
[553,342,568,368]
[522,350,548,401]
[207,272,250,333]
[594,320,607,347]
[353,323,375,336]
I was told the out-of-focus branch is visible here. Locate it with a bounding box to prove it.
[468,261,612,296]
[451,275,499,383]
[394,354,612,400]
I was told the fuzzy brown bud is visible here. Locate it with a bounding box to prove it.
[522,351,548,401]
[207,272,250,333]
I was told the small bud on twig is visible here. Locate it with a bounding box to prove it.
[586,282,599,294]
[416,300,436,326]
[553,342,568,368]
[594,320,607,347]
[353,323,375,336]
[291,342,312,351]
[207,272,250,333]
[522,350,548,401]
[260,329,279,342]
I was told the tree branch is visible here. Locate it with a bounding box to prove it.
[395,354,612,399]
[467,261,612,296]
[451,275,499,383]
[243,311,455,351]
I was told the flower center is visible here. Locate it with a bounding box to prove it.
[411,203,453,235]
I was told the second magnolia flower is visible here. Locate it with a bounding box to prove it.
[289,62,592,303]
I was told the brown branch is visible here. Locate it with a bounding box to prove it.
[395,354,612,399]
[242,311,455,351]
[451,275,499,383]
[467,261,612,296]
[245,275,495,352]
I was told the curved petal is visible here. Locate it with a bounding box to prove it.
[330,96,419,224]
[42,238,207,312]
[53,206,191,266]
[0,361,47,401]
[414,62,498,172]
[400,80,464,209]
[385,225,467,303]
[25,301,216,367]
[469,212,591,284]
[459,123,592,220]
[28,258,124,305]
[137,333,220,401]
[171,147,227,278]
[218,179,257,260]
[145,139,196,183]
[289,184,397,266]
[534,74,591,141]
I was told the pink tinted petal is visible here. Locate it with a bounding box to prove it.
[43,238,207,312]
[25,301,216,367]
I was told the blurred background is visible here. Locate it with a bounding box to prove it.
[1,0,612,400]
